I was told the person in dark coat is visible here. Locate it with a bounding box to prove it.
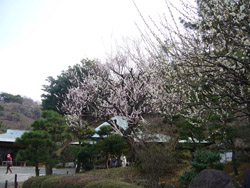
[243,170,250,188]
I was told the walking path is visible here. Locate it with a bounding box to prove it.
[0,166,75,188]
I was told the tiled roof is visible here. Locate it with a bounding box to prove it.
[0,129,29,142]
[92,116,128,138]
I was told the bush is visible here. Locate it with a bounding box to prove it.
[23,174,141,188]
[73,175,102,188]
[41,174,100,188]
[78,144,97,171]
[85,179,143,188]
[213,163,225,170]
[40,175,66,188]
[23,176,56,188]
[190,149,221,172]
[178,170,198,188]
[23,177,38,188]
[178,149,222,187]
[31,176,52,188]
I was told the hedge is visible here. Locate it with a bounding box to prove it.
[41,175,101,188]
[23,175,142,188]
[30,176,52,188]
[22,177,38,188]
[85,179,143,188]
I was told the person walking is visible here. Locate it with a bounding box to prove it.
[5,154,12,174]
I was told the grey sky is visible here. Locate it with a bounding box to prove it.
[0,0,166,102]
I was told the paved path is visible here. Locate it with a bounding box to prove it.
[0,166,75,188]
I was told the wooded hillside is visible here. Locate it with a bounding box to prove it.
[0,92,41,132]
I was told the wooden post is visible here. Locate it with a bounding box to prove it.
[5,180,8,188]
[15,174,18,188]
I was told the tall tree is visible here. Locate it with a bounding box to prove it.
[41,59,98,115]
[31,110,70,175]
[15,130,56,176]
[61,51,168,150]
[141,0,250,121]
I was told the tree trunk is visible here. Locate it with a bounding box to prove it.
[45,164,53,175]
[106,155,110,169]
[232,142,238,175]
[75,161,81,173]
[126,137,137,162]
[35,165,40,176]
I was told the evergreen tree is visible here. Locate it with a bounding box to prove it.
[31,110,70,175]
[15,131,56,176]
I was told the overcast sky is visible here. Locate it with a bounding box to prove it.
[0,0,167,102]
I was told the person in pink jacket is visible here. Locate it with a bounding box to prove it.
[6,154,13,174]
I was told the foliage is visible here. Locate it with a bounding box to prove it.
[0,95,41,131]
[140,0,250,123]
[40,176,64,188]
[97,134,129,158]
[41,59,99,115]
[22,177,39,188]
[60,145,79,164]
[15,130,56,176]
[136,142,176,188]
[15,130,55,165]
[32,110,69,144]
[31,110,70,175]
[168,114,206,145]
[85,179,143,188]
[95,134,129,168]
[96,125,113,138]
[209,119,242,175]
[77,144,97,171]
[0,92,23,104]
[61,51,165,149]
[30,176,52,188]
[178,170,198,188]
[191,149,221,172]
[66,117,95,145]
[23,174,142,188]
[178,149,222,187]
[38,175,110,188]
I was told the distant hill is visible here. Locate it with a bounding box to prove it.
[0,92,41,131]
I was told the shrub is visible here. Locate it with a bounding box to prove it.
[40,174,100,188]
[40,175,65,188]
[213,163,225,170]
[73,175,102,188]
[85,179,143,188]
[23,177,38,188]
[178,149,222,187]
[178,170,198,188]
[31,176,52,188]
[190,149,221,172]
[78,144,97,171]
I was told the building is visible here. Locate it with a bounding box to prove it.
[0,129,29,165]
